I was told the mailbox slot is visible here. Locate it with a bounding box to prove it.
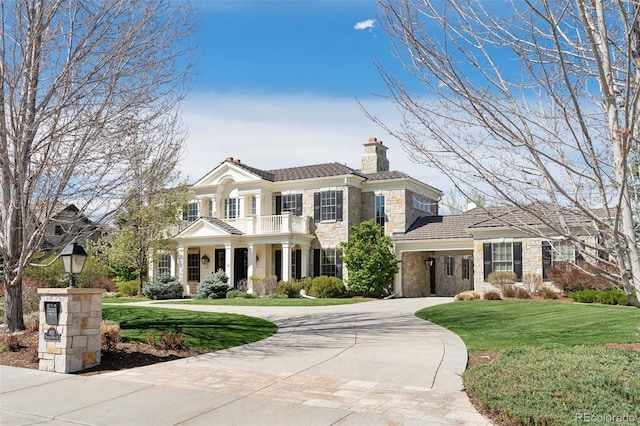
[44,301,61,325]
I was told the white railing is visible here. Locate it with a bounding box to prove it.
[173,213,309,236]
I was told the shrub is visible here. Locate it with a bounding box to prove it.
[488,271,517,288]
[276,280,302,298]
[522,273,543,293]
[454,290,482,301]
[568,289,630,306]
[300,277,313,294]
[117,280,138,297]
[22,277,44,314]
[197,270,230,299]
[309,276,346,298]
[483,290,502,300]
[143,274,183,300]
[251,275,278,296]
[236,279,248,293]
[24,312,39,333]
[537,286,559,299]
[502,287,517,298]
[268,293,289,299]
[147,330,185,350]
[226,289,244,299]
[546,261,615,292]
[101,320,121,352]
[514,288,531,299]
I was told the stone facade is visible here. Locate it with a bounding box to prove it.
[401,251,473,297]
[38,288,104,373]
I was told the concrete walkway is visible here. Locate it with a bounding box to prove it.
[1,298,492,425]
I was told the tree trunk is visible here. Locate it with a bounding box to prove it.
[3,279,26,332]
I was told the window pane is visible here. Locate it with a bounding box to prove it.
[375,195,385,228]
[492,243,513,272]
[187,253,200,281]
[187,202,198,222]
[321,248,337,277]
[552,241,574,263]
[321,191,336,221]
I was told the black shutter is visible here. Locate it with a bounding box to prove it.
[314,193,321,221]
[513,242,522,281]
[542,241,552,279]
[295,194,303,216]
[336,250,343,279]
[295,250,302,280]
[336,190,343,221]
[275,195,282,215]
[313,249,321,277]
[483,243,492,281]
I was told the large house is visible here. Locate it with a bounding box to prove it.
[153,138,598,297]
[152,138,442,295]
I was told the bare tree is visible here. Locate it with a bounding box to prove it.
[0,0,194,331]
[373,0,640,306]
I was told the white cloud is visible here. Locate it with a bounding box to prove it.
[354,19,375,31]
[179,92,449,193]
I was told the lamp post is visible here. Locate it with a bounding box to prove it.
[60,243,88,288]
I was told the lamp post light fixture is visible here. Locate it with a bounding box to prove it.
[201,254,210,266]
[60,243,88,288]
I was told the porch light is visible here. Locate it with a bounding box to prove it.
[201,254,210,265]
[60,243,88,288]
[425,257,435,267]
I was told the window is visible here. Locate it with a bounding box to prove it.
[313,190,343,222]
[321,248,337,277]
[184,202,198,222]
[483,242,522,281]
[157,254,171,275]
[225,198,238,219]
[412,194,434,213]
[313,248,342,278]
[444,256,454,277]
[54,225,63,235]
[462,257,473,280]
[187,253,200,281]
[281,194,300,215]
[492,242,513,272]
[542,240,577,279]
[251,197,257,215]
[375,195,385,228]
[208,199,215,217]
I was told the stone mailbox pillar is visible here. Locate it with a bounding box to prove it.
[37,288,104,373]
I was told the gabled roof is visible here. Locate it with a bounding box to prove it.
[197,159,429,186]
[201,217,243,235]
[393,209,491,241]
[393,204,604,242]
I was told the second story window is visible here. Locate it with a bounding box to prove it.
[225,198,238,219]
[313,190,343,222]
[375,194,385,229]
[276,194,302,216]
[444,256,454,277]
[183,202,198,223]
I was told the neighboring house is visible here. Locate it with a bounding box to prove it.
[151,138,442,295]
[41,204,102,252]
[392,205,597,297]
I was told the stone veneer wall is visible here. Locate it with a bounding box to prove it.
[38,288,104,373]
[401,251,473,297]
[472,236,596,292]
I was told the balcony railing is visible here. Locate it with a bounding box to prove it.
[172,212,310,236]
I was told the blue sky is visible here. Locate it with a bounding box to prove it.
[180,0,446,192]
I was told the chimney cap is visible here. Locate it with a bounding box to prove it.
[367,137,384,145]
[225,156,234,162]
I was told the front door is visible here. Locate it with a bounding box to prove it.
[234,248,248,287]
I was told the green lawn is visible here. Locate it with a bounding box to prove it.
[102,306,277,351]
[417,301,640,425]
[416,300,640,351]
[102,297,150,304]
[159,297,373,307]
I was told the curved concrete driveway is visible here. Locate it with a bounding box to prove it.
[0,298,491,425]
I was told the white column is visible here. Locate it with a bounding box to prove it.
[255,193,262,216]
[176,247,185,288]
[247,243,255,279]
[281,242,291,281]
[300,243,310,278]
[170,251,177,277]
[225,243,234,285]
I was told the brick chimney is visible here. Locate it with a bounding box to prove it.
[361,137,389,174]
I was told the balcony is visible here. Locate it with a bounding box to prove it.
[172,212,310,236]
